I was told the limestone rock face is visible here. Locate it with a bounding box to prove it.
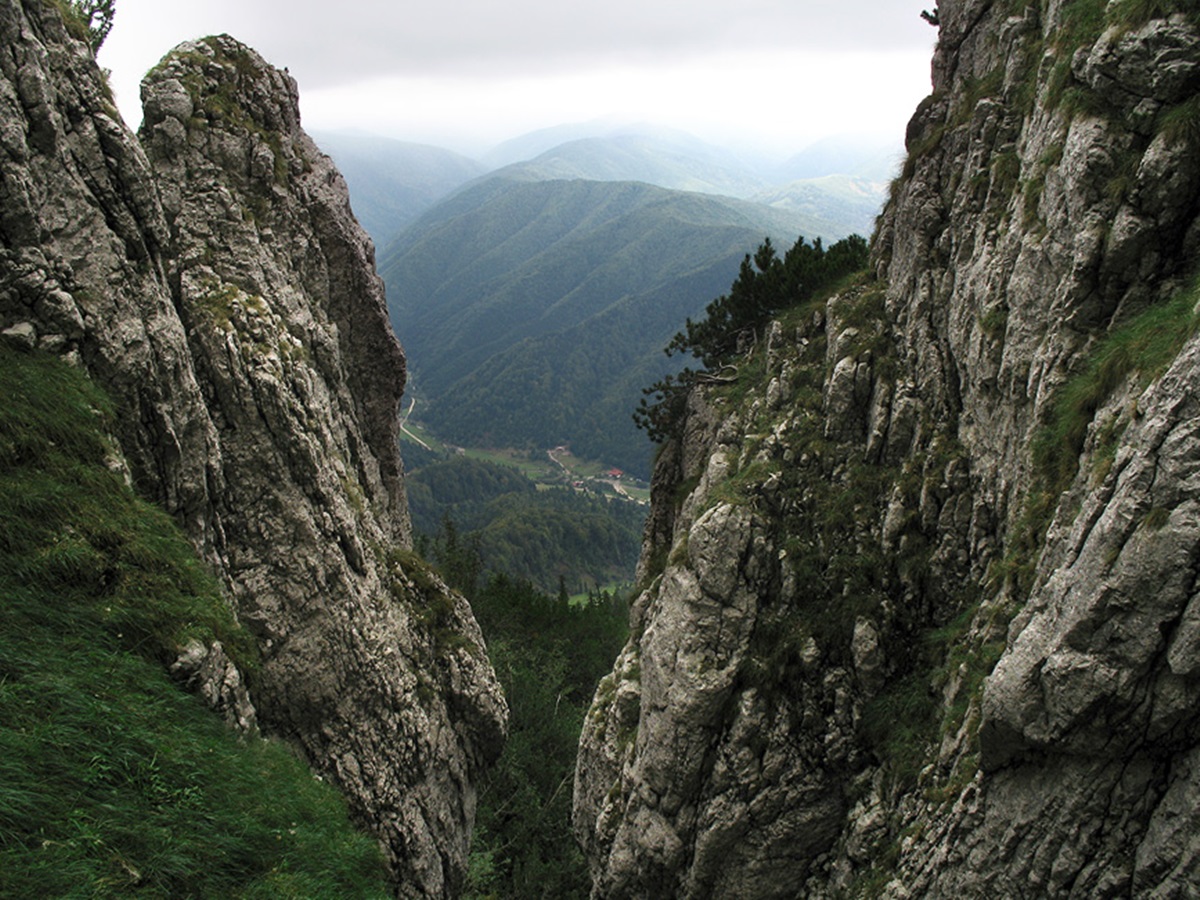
[0,7,504,897]
[575,1,1200,896]
[0,0,219,537]
[576,284,962,898]
[135,36,507,895]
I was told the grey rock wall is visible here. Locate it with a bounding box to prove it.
[575,1,1200,896]
[0,6,504,897]
[136,36,507,896]
[0,0,220,539]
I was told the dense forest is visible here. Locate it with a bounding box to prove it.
[407,455,645,594]
[422,532,628,898]
[414,260,734,476]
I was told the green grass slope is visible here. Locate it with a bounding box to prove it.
[0,345,389,898]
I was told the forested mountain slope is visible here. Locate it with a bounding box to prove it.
[382,176,820,474]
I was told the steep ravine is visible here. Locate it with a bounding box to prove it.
[0,4,504,897]
[575,0,1200,896]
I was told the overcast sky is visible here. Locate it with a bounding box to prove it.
[98,0,937,158]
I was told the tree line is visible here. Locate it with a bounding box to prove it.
[408,456,644,594]
[634,233,869,442]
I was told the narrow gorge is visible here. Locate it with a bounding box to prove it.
[6,0,1200,897]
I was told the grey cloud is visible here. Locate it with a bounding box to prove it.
[225,0,935,87]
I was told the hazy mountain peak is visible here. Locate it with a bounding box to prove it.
[312,130,487,248]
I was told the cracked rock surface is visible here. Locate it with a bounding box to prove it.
[575,1,1200,896]
[1,7,504,897]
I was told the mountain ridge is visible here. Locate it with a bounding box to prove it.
[382,175,825,474]
[319,123,896,268]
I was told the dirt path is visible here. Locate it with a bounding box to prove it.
[399,397,431,450]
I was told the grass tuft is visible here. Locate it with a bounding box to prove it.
[1160,94,1200,145]
[1033,283,1200,492]
[0,344,389,898]
[995,278,1200,596]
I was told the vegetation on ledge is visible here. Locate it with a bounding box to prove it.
[634,232,869,443]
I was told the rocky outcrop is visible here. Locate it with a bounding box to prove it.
[0,5,504,897]
[0,0,219,536]
[575,1,1200,896]
[575,285,964,898]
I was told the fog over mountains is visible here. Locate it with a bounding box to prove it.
[322,123,901,248]
[311,131,486,249]
[320,125,901,475]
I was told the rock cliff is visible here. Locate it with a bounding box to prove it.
[575,1,1200,896]
[0,4,504,897]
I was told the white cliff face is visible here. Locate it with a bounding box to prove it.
[0,8,505,898]
[575,1,1200,896]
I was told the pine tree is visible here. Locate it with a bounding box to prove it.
[71,0,116,51]
[636,233,870,443]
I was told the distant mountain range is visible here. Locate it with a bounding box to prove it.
[319,124,902,250]
[320,124,899,475]
[312,131,485,249]
[487,127,768,199]
[750,174,890,239]
[773,131,904,182]
[490,135,894,240]
[380,175,819,475]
